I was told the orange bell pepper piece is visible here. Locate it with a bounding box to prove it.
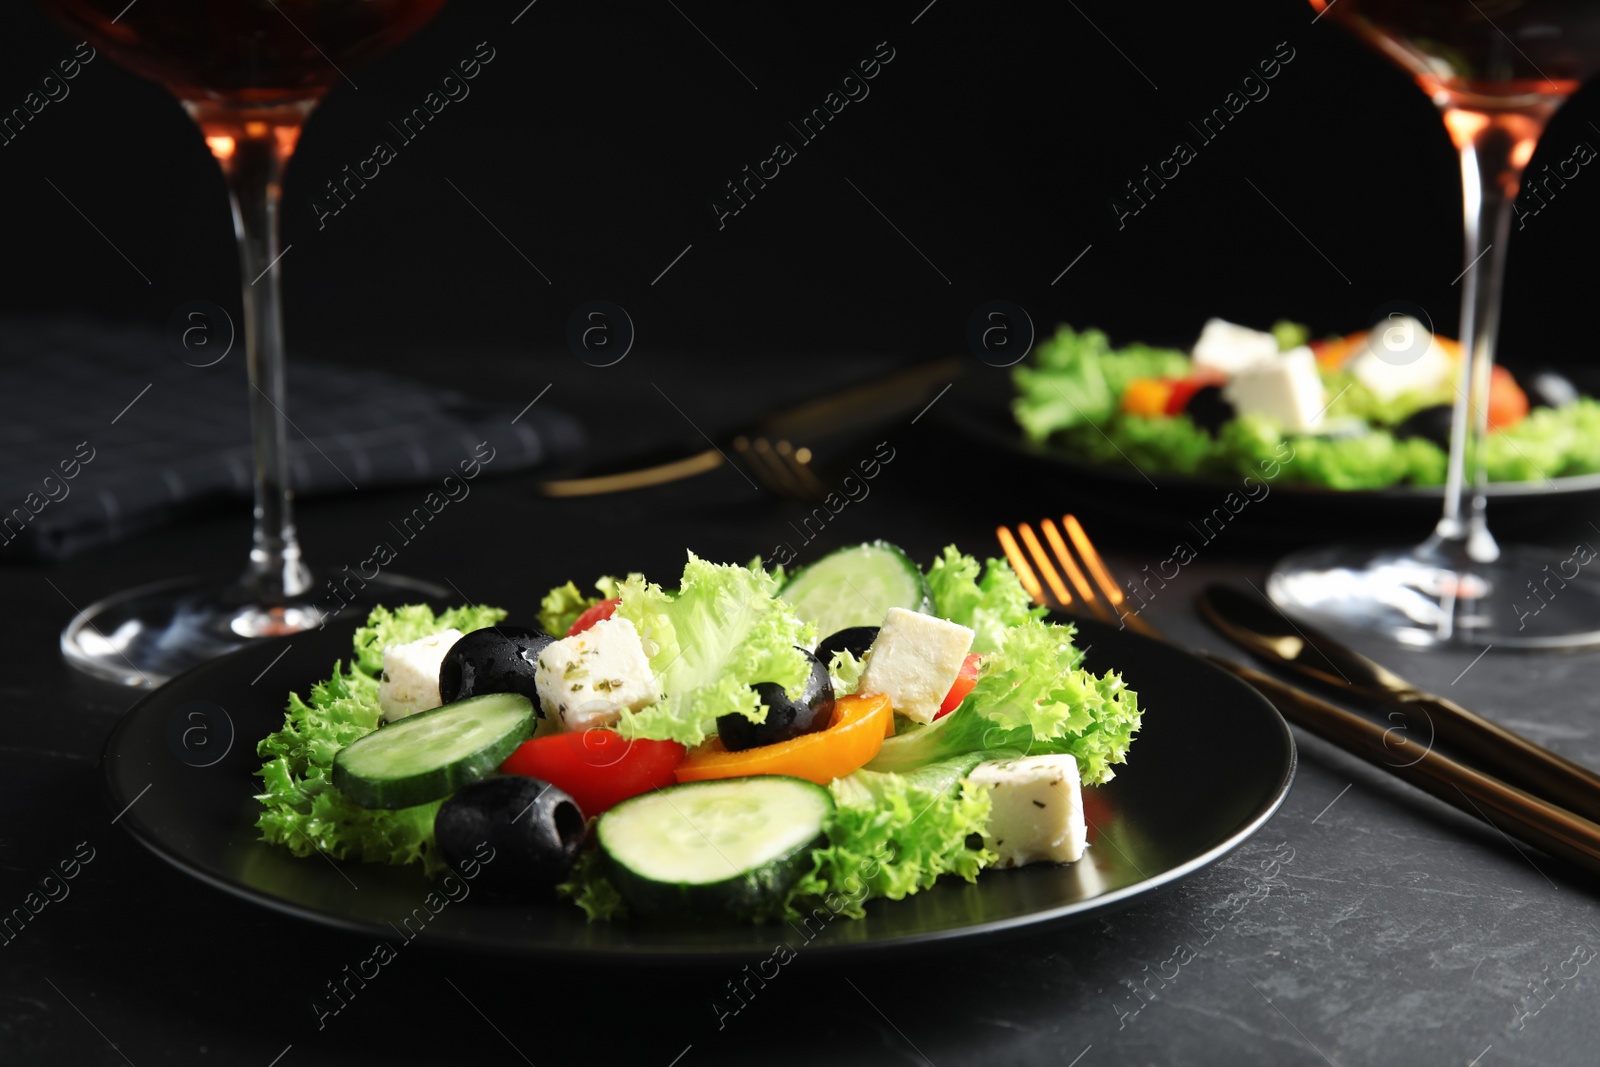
[674,693,894,786]
[1120,377,1173,418]
[1311,331,1368,372]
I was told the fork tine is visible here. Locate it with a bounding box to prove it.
[737,436,799,498]
[1062,514,1162,638]
[753,437,805,497]
[1018,522,1077,610]
[996,525,1048,607]
[1040,519,1100,609]
[775,440,829,499]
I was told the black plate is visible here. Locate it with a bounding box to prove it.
[101,615,1295,962]
[942,368,1600,540]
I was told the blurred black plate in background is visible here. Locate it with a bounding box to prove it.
[941,367,1600,544]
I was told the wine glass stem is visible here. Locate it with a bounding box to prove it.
[1433,108,1544,565]
[191,107,315,600]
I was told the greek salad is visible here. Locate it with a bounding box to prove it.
[1013,318,1600,489]
[254,543,1143,922]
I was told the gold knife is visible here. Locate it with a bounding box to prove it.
[1199,583,1600,825]
[1208,656,1600,883]
[538,357,961,497]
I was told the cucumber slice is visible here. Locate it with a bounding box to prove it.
[332,693,534,809]
[781,541,933,638]
[597,777,833,913]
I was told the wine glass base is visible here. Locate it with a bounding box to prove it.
[1267,543,1600,650]
[61,571,450,688]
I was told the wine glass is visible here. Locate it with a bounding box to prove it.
[1270,0,1600,648]
[41,0,451,685]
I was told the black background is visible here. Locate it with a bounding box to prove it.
[2,0,1597,368]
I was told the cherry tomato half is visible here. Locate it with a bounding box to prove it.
[935,653,984,720]
[567,597,621,636]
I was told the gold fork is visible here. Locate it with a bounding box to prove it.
[731,435,829,501]
[995,514,1162,639]
[999,521,1600,881]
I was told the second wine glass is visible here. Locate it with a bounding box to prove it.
[1271,0,1600,648]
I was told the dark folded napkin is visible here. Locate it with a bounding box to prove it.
[0,318,584,561]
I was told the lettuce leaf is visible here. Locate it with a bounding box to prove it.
[555,844,627,922]
[924,545,1045,654]
[254,603,505,874]
[1012,325,1189,442]
[1272,320,1310,351]
[614,553,816,747]
[538,582,595,637]
[866,617,1141,785]
[537,575,636,636]
[766,756,994,921]
[828,647,865,694]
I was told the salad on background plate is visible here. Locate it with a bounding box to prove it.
[1012,317,1600,490]
[253,543,1143,923]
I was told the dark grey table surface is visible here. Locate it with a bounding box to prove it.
[5,348,1600,1067]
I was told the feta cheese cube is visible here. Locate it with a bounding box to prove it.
[857,607,975,725]
[1222,345,1328,432]
[1191,318,1281,375]
[966,755,1087,867]
[377,629,464,722]
[1347,317,1455,401]
[534,616,659,731]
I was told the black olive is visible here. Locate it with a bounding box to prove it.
[1517,368,1580,409]
[439,626,554,716]
[717,648,834,751]
[434,776,585,894]
[1184,385,1237,436]
[815,626,879,668]
[1392,403,1455,450]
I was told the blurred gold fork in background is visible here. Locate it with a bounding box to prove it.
[996,515,1161,639]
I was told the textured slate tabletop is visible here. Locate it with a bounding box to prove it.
[4,348,1600,1067]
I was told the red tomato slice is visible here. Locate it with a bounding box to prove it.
[1163,372,1228,417]
[500,730,685,817]
[1487,365,1529,431]
[934,653,984,720]
[567,597,621,636]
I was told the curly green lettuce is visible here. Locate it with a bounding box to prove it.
[555,844,627,922]
[613,553,816,747]
[1012,325,1188,442]
[255,603,505,875]
[924,546,1045,654]
[1272,319,1310,351]
[537,574,637,636]
[770,756,994,921]
[867,616,1141,785]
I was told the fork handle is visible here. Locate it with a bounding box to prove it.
[1213,657,1600,882]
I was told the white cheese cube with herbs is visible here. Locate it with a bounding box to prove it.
[377,629,464,722]
[1222,345,1327,433]
[534,616,659,731]
[1191,318,1281,375]
[857,607,974,724]
[967,755,1087,867]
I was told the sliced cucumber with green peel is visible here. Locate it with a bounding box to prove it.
[781,541,932,638]
[332,693,534,810]
[597,777,833,913]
